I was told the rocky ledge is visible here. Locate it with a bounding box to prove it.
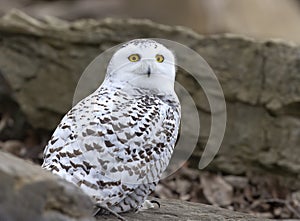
[0,151,268,221]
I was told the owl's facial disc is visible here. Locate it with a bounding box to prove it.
[106,39,176,92]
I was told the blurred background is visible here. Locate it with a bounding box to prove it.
[1,0,300,220]
[1,0,300,44]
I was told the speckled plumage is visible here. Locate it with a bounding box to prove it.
[42,39,181,214]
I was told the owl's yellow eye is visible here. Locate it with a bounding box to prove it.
[128,54,141,62]
[155,54,164,63]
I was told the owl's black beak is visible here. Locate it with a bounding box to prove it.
[147,67,151,77]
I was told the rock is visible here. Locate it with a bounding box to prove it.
[2,1,300,44]
[118,198,269,221]
[0,151,95,221]
[0,10,299,188]
[0,151,268,221]
[0,71,28,140]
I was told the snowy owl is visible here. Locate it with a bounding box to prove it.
[42,39,181,218]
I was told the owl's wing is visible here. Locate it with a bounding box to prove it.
[42,86,181,206]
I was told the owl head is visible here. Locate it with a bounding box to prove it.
[106,39,176,93]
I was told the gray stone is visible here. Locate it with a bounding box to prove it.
[0,151,95,221]
[117,198,269,221]
[0,71,28,140]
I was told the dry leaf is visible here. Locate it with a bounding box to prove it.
[201,172,233,207]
